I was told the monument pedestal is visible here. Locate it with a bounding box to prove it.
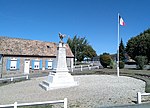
[40,37,77,90]
[40,72,77,90]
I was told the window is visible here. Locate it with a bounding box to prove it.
[10,60,17,70]
[34,61,39,69]
[45,59,53,70]
[6,58,20,71]
[32,60,42,70]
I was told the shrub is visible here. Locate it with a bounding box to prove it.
[100,54,111,68]
[119,61,125,69]
[110,59,115,69]
[135,56,148,70]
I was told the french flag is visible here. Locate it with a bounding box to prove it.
[119,16,125,26]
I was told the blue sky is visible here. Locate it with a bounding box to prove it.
[0,0,150,55]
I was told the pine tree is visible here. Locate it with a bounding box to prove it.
[119,38,126,62]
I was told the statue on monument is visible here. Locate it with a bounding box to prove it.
[59,32,66,43]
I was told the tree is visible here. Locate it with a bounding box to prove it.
[67,35,97,62]
[100,53,112,68]
[84,45,97,60]
[110,59,115,69]
[119,39,126,62]
[119,61,125,69]
[135,56,148,70]
[126,28,150,62]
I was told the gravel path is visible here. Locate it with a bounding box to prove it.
[0,75,145,108]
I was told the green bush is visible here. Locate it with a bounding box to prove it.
[135,56,148,70]
[119,61,125,69]
[110,59,115,69]
[100,54,111,68]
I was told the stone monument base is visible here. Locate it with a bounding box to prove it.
[40,72,78,91]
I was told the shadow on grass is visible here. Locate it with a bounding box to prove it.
[0,78,29,87]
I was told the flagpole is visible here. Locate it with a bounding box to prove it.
[117,13,120,77]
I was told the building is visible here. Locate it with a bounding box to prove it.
[0,36,74,75]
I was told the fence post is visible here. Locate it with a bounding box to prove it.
[64,98,67,108]
[26,75,29,80]
[81,65,82,71]
[10,77,13,82]
[137,92,141,104]
[71,68,73,72]
[14,102,17,108]
[88,65,91,70]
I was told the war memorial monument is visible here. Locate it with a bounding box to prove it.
[40,33,77,90]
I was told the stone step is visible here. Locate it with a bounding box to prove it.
[42,80,50,86]
[39,83,48,91]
